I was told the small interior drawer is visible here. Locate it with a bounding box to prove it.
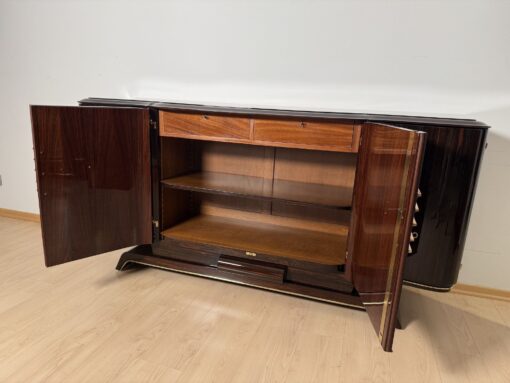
[253,119,359,152]
[159,111,251,142]
[217,255,286,284]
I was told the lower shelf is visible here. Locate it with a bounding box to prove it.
[161,214,347,265]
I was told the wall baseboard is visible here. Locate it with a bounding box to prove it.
[0,208,40,222]
[452,283,510,302]
[1,208,509,301]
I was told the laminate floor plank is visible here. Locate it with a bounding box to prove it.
[0,217,509,382]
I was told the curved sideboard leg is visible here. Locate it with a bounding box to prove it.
[116,245,154,271]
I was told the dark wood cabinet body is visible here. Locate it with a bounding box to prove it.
[79,98,488,291]
[31,98,488,352]
[397,124,487,289]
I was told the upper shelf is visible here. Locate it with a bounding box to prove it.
[161,171,353,209]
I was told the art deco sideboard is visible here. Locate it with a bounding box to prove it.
[30,98,488,351]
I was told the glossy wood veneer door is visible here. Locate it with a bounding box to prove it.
[31,106,152,266]
[347,123,426,351]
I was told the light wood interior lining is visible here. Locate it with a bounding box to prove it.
[160,140,357,208]
[200,203,350,235]
[159,138,354,265]
[161,214,347,266]
[273,148,357,187]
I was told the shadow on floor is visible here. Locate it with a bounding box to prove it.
[399,287,510,376]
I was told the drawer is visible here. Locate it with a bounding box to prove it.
[253,119,360,152]
[217,254,286,285]
[159,111,251,142]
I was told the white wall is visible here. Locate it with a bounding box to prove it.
[1,0,509,289]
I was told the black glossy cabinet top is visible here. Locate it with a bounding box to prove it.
[79,97,489,128]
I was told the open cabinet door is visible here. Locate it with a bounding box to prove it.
[31,106,152,266]
[347,123,426,351]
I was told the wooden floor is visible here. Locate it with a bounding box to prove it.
[0,217,509,383]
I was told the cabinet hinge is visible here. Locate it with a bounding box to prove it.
[150,120,158,130]
[152,220,159,229]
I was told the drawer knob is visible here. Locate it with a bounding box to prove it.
[203,115,209,120]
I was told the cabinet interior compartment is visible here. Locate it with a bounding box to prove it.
[159,138,356,266]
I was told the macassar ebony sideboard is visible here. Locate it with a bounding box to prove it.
[30,98,488,351]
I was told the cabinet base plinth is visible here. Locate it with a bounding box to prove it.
[117,245,364,310]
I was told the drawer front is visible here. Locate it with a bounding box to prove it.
[253,119,359,152]
[160,111,251,142]
[217,255,285,284]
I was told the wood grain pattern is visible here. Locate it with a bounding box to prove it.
[161,214,347,265]
[161,172,353,208]
[1,217,509,382]
[152,237,354,294]
[253,118,358,152]
[201,204,350,236]
[200,141,275,178]
[273,148,357,187]
[119,245,360,305]
[452,283,510,302]
[159,111,250,141]
[160,139,356,208]
[402,125,488,289]
[0,208,40,222]
[31,106,152,266]
[159,111,359,153]
[347,123,426,351]
[217,254,286,285]
[85,97,491,291]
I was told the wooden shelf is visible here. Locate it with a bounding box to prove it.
[161,172,352,208]
[161,215,347,265]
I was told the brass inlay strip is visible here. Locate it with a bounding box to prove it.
[403,280,451,292]
[119,261,364,309]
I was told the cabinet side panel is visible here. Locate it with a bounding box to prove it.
[31,106,152,266]
[401,125,487,289]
